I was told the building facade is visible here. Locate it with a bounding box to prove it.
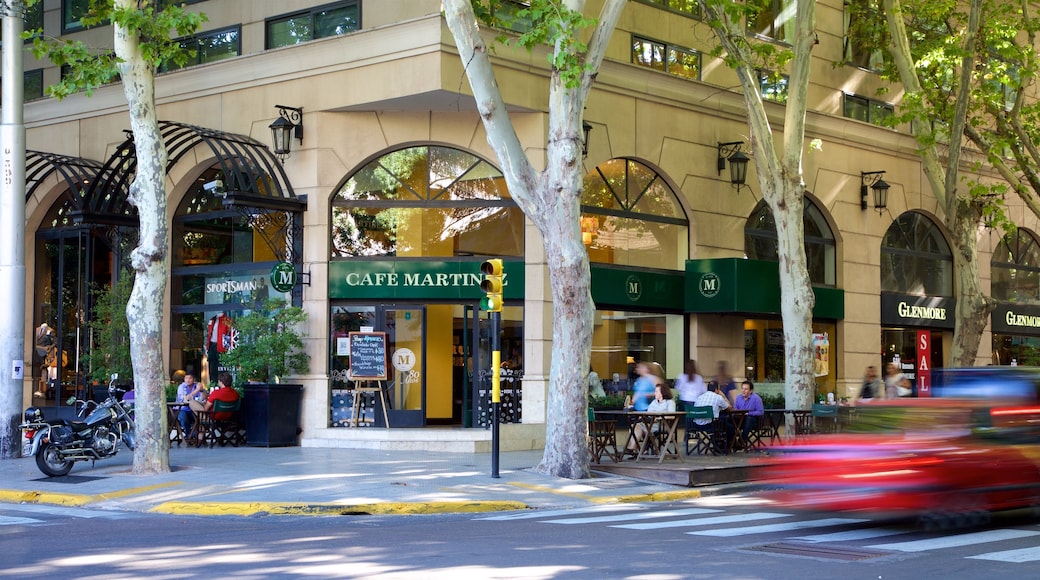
[9,0,1035,450]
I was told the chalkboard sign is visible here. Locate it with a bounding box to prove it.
[348,332,388,380]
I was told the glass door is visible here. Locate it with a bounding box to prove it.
[382,306,425,427]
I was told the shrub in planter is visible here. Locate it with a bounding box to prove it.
[220,299,309,384]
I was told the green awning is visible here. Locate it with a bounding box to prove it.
[685,258,844,319]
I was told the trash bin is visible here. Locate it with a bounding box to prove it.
[242,383,303,447]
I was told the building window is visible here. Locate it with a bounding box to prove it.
[992,230,1040,303]
[266,1,360,49]
[758,70,788,103]
[881,212,953,296]
[163,27,241,72]
[636,0,700,18]
[744,198,836,286]
[24,69,44,101]
[844,0,886,70]
[844,93,894,124]
[632,37,701,80]
[331,146,524,259]
[1,0,42,42]
[489,0,533,34]
[748,0,795,44]
[581,158,689,270]
[5,70,45,102]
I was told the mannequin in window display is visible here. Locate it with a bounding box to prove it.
[34,323,56,398]
[206,313,234,382]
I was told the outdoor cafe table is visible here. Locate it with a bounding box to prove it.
[594,410,685,463]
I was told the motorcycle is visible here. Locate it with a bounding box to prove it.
[20,375,136,477]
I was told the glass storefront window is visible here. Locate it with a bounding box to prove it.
[581,158,688,270]
[744,319,838,395]
[992,230,1040,302]
[745,198,836,286]
[881,212,953,295]
[331,146,523,258]
[591,310,684,394]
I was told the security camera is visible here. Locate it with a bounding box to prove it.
[203,179,223,193]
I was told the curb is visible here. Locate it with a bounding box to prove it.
[149,500,532,516]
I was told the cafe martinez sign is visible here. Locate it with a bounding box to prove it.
[329,261,524,300]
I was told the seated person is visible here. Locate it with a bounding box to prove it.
[731,380,764,446]
[692,382,730,425]
[206,372,240,419]
[175,373,207,435]
[627,384,675,453]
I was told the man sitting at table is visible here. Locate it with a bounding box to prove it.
[733,380,764,443]
[205,372,240,420]
[692,382,729,424]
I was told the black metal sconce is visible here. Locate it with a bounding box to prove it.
[861,171,890,212]
[270,105,303,161]
[718,141,750,192]
[582,121,593,158]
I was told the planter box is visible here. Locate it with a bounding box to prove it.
[242,383,303,447]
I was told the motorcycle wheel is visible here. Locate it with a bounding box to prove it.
[36,443,74,477]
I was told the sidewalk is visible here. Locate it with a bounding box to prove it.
[0,446,759,517]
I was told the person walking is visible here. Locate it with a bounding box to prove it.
[674,359,705,411]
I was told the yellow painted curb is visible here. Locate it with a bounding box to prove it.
[0,489,94,507]
[150,500,531,517]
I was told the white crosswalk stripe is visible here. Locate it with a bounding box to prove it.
[868,529,1040,553]
[688,517,868,537]
[968,546,1040,563]
[613,511,790,531]
[0,515,44,525]
[482,504,1040,564]
[542,507,720,525]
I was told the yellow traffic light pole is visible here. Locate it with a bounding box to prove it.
[480,259,503,477]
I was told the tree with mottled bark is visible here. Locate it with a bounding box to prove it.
[874,0,996,366]
[26,0,205,474]
[697,0,818,410]
[443,0,626,478]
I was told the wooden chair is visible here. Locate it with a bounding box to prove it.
[791,410,814,437]
[588,408,620,464]
[684,406,720,455]
[211,399,246,447]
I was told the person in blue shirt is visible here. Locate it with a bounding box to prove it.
[630,361,663,412]
[733,380,764,446]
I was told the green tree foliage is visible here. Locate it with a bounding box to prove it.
[84,275,135,385]
[23,0,206,98]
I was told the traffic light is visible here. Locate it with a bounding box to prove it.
[479,259,503,312]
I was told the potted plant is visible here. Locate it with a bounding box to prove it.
[84,275,135,401]
[220,298,309,446]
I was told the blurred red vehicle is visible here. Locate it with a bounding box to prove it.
[759,397,1040,526]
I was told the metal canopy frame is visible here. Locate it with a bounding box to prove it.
[77,120,302,226]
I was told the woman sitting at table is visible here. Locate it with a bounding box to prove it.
[626,384,675,454]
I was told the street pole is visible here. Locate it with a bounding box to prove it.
[0,0,28,459]
[490,310,500,478]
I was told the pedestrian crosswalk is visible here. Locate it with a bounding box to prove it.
[0,504,135,527]
[475,502,1040,563]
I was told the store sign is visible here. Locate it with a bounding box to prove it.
[590,266,685,310]
[685,258,844,319]
[205,273,286,306]
[270,262,297,293]
[329,260,524,300]
[991,303,1040,336]
[917,331,931,397]
[880,293,955,329]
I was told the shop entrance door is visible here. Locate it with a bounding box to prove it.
[381,306,426,427]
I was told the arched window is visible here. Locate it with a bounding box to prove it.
[881,212,953,295]
[331,146,523,258]
[744,198,836,286]
[580,158,688,269]
[992,229,1040,302]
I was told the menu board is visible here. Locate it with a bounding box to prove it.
[348,332,388,380]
